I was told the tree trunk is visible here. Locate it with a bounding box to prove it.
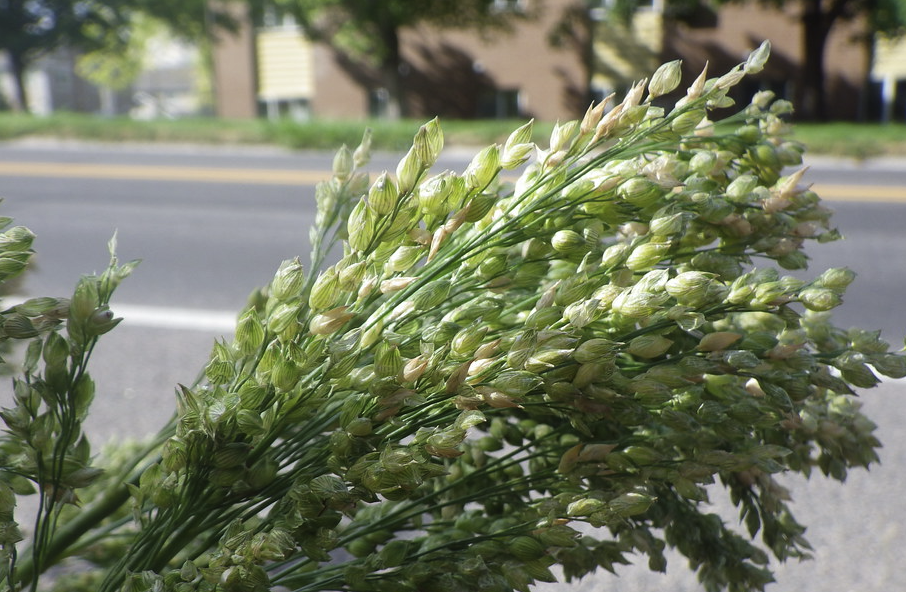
[377,22,405,120]
[8,50,30,113]
[799,0,834,121]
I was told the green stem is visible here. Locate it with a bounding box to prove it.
[16,478,134,589]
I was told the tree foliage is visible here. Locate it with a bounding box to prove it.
[0,0,237,113]
[607,0,906,120]
[0,0,122,111]
[714,0,902,120]
[757,0,906,120]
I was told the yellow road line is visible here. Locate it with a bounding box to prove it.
[0,162,329,185]
[810,183,906,203]
[1,161,905,203]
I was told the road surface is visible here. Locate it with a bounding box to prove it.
[0,140,904,592]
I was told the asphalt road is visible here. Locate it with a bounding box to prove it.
[1,140,905,591]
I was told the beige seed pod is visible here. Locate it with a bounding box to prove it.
[579,96,612,135]
[357,274,378,300]
[475,386,522,409]
[697,331,743,352]
[467,357,497,377]
[402,355,430,382]
[648,59,683,98]
[309,306,354,336]
[474,339,501,360]
[380,276,418,294]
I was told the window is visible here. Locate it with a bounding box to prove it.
[491,0,527,13]
[896,79,906,121]
[477,89,521,119]
[257,5,297,29]
[589,0,662,20]
[259,98,310,121]
[368,88,391,119]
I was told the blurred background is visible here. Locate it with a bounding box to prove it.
[2,0,906,126]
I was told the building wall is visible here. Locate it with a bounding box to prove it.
[210,1,875,122]
[211,4,258,119]
[309,0,588,121]
[661,4,868,120]
[307,44,371,119]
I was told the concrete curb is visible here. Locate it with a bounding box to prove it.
[5,136,906,171]
[803,154,906,171]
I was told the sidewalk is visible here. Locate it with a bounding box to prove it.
[5,135,906,172]
[804,154,906,172]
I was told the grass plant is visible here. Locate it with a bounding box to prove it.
[0,112,555,152]
[3,111,906,160]
[0,43,903,592]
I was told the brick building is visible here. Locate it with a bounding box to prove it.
[211,0,872,122]
[211,0,591,121]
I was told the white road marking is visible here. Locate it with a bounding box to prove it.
[113,304,236,332]
[2,297,237,332]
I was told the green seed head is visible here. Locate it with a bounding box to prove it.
[626,242,670,271]
[368,172,398,215]
[414,117,444,167]
[465,144,501,190]
[628,334,674,358]
[332,145,353,181]
[551,229,585,254]
[817,267,856,291]
[309,266,341,310]
[396,147,424,195]
[618,177,661,208]
[271,258,305,301]
[648,59,683,98]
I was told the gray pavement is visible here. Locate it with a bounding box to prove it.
[1,141,905,591]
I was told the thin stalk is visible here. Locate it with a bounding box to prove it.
[270,430,565,584]
[27,331,101,591]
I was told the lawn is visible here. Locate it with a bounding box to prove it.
[790,122,906,159]
[0,112,555,152]
[1,111,905,159]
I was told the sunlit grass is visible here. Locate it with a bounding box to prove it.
[790,122,906,159]
[2,111,905,159]
[0,112,554,151]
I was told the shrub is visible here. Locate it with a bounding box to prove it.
[0,42,902,592]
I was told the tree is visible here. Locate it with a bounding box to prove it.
[658,0,906,120]
[74,16,159,115]
[0,0,237,114]
[0,0,126,112]
[270,0,532,119]
[750,0,906,120]
[799,0,906,120]
[603,0,906,120]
